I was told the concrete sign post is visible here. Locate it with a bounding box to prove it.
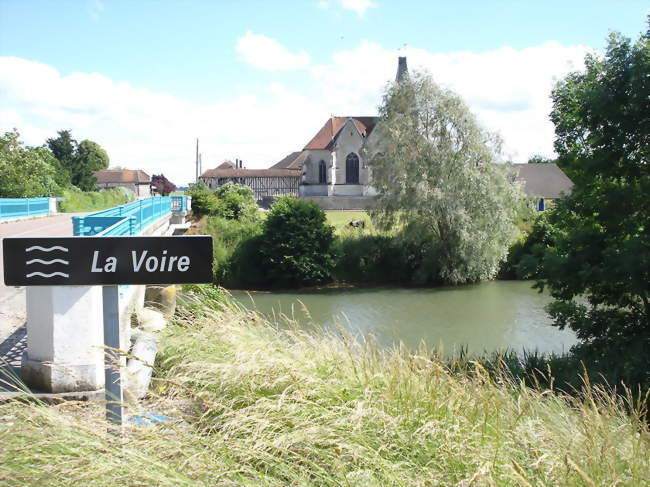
[3,236,213,426]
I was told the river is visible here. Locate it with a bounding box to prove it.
[232,281,577,356]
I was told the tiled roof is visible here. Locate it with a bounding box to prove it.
[200,168,300,178]
[216,161,235,169]
[304,116,378,150]
[515,163,574,199]
[94,169,150,184]
[269,151,307,170]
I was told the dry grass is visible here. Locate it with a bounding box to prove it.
[1,292,649,486]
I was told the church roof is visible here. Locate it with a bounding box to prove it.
[216,160,235,169]
[515,163,574,199]
[304,116,378,150]
[269,151,307,170]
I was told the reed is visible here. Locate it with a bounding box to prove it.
[1,291,648,486]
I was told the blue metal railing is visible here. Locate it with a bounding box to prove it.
[0,197,51,221]
[73,196,187,236]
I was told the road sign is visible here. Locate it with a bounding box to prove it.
[2,236,213,286]
[2,234,213,429]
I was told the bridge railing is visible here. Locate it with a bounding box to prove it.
[73,196,187,236]
[0,197,51,221]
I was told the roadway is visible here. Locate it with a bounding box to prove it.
[0,213,87,342]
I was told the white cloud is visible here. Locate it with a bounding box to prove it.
[310,40,590,161]
[0,57,325,186]
[339,0,376,17]
[0,40,590,187]
[236,31,310,71]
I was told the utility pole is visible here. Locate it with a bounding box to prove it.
[195,138,199,183]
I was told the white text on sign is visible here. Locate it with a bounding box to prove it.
[91,250,190,273]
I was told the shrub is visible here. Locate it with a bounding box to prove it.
[204,216,263,286]
[499,212,559,279]
[213,183,258,220]
[258,196,335,287]
[187,182,219,216]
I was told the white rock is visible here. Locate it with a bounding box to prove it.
[139,308,166,332]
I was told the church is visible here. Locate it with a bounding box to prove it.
[275,57,410,210]
[201,56,573,210]
[199,57,407,209]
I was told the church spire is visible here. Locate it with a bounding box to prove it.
[395,56,408,82]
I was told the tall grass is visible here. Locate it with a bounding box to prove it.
[59,187,135,213]
[3,290,648,486]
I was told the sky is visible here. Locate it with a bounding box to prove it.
[0,1,648,186]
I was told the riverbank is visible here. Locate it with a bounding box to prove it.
[2,288,648,485]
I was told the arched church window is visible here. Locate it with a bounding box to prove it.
[318,160,327,184]
[346,153,359,184]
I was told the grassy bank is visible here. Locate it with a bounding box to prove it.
[1,289,648,486]
[59,187,135,213]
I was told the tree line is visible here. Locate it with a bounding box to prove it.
[0,129,177,198]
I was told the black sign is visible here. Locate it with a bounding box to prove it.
[2,236,213,286]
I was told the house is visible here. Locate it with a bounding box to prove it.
[514,163,574,211]
[199,159,300,203]
[94,169,152,197]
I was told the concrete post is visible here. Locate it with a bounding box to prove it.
[21,286,105,392]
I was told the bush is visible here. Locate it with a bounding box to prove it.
[59,187,135,212]
[213,183,258,220]
[499,212,559,279]
[258,196,336,287]
[187,182,219,217]
[205,216,263,286]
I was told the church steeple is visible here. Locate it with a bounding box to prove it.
[395,56,408,82]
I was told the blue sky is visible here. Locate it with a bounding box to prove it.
[1,0,648,185]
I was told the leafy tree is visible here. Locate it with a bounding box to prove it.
[0,130,63,197]
[366,70,523,284]
[47,131,109,191]
[527,154,555,164]
[213,183,258,220]
[539,27,650,389]
[77,140,109,171]
[151,174,177,196]
[187,181,219,216]
[258,196,335,287]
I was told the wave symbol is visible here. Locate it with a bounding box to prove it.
[25,246,69,253]
[26,272,70,278]
[26,259,69,266]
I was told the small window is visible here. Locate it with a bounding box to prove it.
[318,160,327,184]
[538,198,545,211]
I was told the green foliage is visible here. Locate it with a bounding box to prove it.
[539,27,650,391]
[47,130,109,191]
[527,154,555,164]
[258,196,336,287]
[187,181,219,216]
[204,216,263,287]
[58,186,135,212]
[499,212,560,279]
[0,129,63,197]
[367,71,523,284]
[213,183,258,220]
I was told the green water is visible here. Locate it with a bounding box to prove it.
[232,281,577,355]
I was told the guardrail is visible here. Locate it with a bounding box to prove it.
[0,197,51,221]
[73,196,187,236]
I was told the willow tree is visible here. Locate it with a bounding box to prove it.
[365,71,523,284]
